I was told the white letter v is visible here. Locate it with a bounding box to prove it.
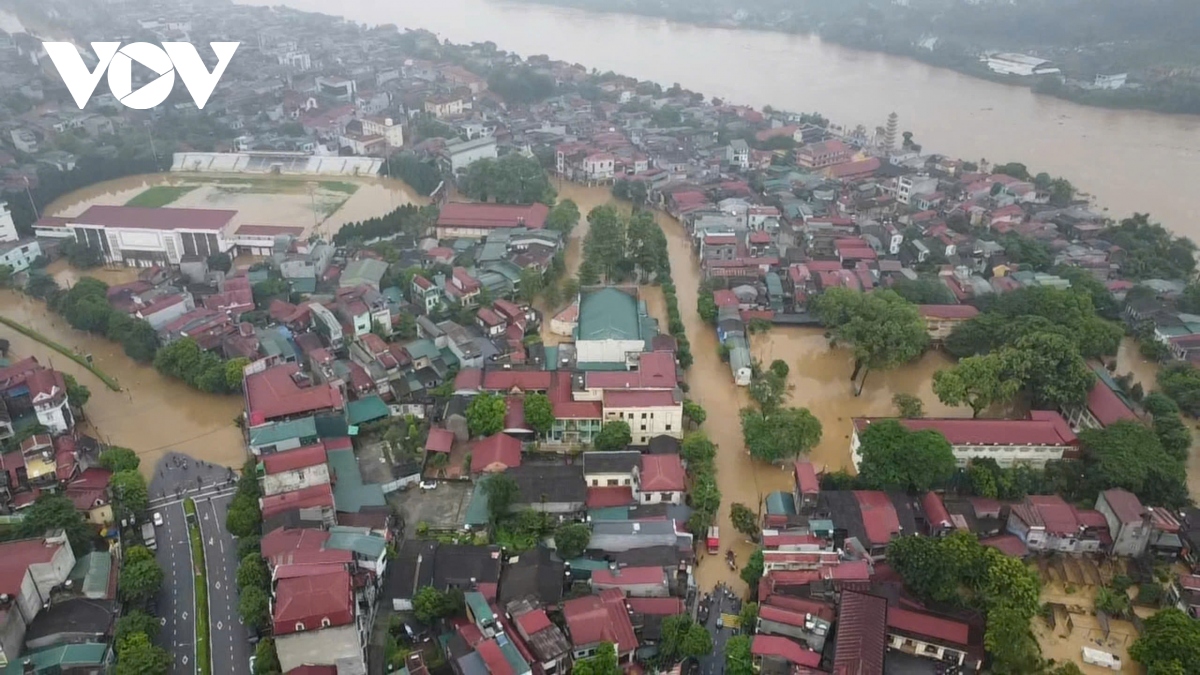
[43,42,120,109]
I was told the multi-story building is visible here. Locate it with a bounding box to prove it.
[27,369,73,435]
[1007,494,1108,553]
[917,304,979,341]
[67,206,236,268]
[440,136,497,174]
[1095,488,1152,557]
[360,116,405,148]
[424,95,464,118]
[851,412,1079,469]
[795,140,851,169]
[434,202,548,240]
[0,533,76,667]
[896,174,939,205]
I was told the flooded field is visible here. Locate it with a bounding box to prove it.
[0,290,246,481]
[43,173,426,240]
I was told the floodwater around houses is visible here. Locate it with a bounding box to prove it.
[0,288,246,481]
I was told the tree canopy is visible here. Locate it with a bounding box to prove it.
[855,419,955,493]
[466,393,507,437]
[740,406,822,463]
[812,288,928,392]
[572,643,621,675]
[724,635,754,675]
[460,153,555,205]
[523,393,555,436]
[554,522,591,559]
[932,350,1026,417]
[18,492,91,555]
[1104,213,1197,280]
[658,615,714,664]
[1129,608,1200,674]
[116,631,171,675]
[119,546,164,605]
[889,277,955,304]
[1077,420,1189,508]
[594,420,633,452]
[413,586,466,624]
[482,473,520,524]
[99,446,140,472]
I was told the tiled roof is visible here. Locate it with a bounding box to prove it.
[921,492,952,529]
[471,434,522,473]
[562,589,637,653]
[852,412,1077,447]
[752,635,821,669]
[272,567,353,634]
[261,444,328,474]
[73,205,236,231]
[625,597,685,616]
[603,390,677,408]
[245,364,344,425]
[832,591,887,675]
[917,304,979,319]
[1024,494,1079,535]
[425,428,455,453]
[852,491,901,546]
[436,202,549,230]
[980,534,1028,557]
[583,451,640,475]
[549,371,603,420]
[260,483,334,520]
[794,461,819,494]
[585,351,678,390]
[886,607,970,646]
[482,369,553,392]
[1087,379,1137,427]
[0,537,65,596]
[586,486,635,509]
[591,566,666,586]
[639,455,685,492]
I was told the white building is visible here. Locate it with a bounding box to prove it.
[1094,73,1128,90]
[604,391,683,446]
[583,153,615,181]
[360,116,405,148]
[442,136,497,174]
[984,53,1060,77]
[851,412,1079,469]
[0,239,40,274]
[897,174,939,205]
[278,51,312,71]
[27,369,74,435]
[68,205,236,268]
[0,202,18,243]
[728,140,750,170]
[316,76,357,102]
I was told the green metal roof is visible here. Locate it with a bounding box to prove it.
[464,480,491,527]
[565,557,610,571]
[342,258,388,287]
[325,525,387,558]
[314,413,350,438]
[68,551,111,598]
[5,643,108,674]
[465,591,495,625]
[765,491,797,516]
[587,507,629,521]
[249,416,318,447]
[288,276,317,294]
[404,339,440,361]
[346,396,390,425]
[578,288,641,341]
[326,449,386,513]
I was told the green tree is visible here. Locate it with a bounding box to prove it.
[99,446,140,472]
[482,473,520,523]
[18,492,90,555]
[545,199,581,234]
[573,643,621,675]
[554,522,591,558]
[237,553,269,590]
[1014,332,1094,408]
[1079,420,1189,507]
[63,373,91,410]
[114,610,160,645]
[984,605,1044,674]
[888,535,968,605]
[0,264,12,288]
[738,602,759,634]
[689,471,721,515]
[466,393,507,437]
[111,470,150,517]
[582,206,627,282]
[119,546,164,605]
[1155,415,1193,462]
[1158,363,1200,416]
[593,420,632,452]
[659,615,714,664]
[682,432,716,467]
[523,393,555,436]
[889,277,955,304]
[812,288,928,394]
[460,153,555,205]
[253,639,282,675]
[729,503,759,539]
[748,370,789,413]
[1130,608,1200,673]
[239,586,271,630]
[1104,213,1197,281]
[740,407,822,463]
[251,278,290,309]
[892,393,924,418]
[740,549,764,587]
[697,287,718,324]
[519,266,545,303]
[207,252,232,273]
[683,399,707,428]
[116,632,171,675]
[25,272,60,300]
[856,420,955,492]
[724,635,754,675]
[1144,391,1181,417]
[225,358,250,391]
[932,350,1026,417]
[412,586,465,624]
[225,492,262,538]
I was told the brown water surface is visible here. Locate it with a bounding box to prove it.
[0,291,246,480]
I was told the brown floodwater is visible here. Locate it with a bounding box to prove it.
[0,291,246,480]
[41,173,426,240]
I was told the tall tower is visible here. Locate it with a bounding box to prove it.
[883,112,898,151]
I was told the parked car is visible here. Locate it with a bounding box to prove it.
[152,512,164,527]
[419,480,438,490]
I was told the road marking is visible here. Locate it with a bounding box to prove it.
[217,621,223,630]
[182,611,188,620]
[215,581,221,590]
[182,656,189,665]
[161,618,167,626]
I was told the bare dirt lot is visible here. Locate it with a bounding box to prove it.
[389,481,474,531]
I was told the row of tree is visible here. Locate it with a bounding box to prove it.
[31,275,160,363]
[459,153,556,206]
[578,205,669,285]
[154,338,249,395]
[680,431,721,537]
[332,203,437,246]
[384,152,442,196]
[741,360,823,463]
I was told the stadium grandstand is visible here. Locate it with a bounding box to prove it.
[172,152,383,176]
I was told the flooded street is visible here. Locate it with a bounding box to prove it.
[41,173,426,240]
[0,291,246,481]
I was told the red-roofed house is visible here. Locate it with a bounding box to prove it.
[590,566,669,597]
[66,467,113,527]
[638,455,685,505]
[917,304,978,341]
[1063,372,1138,431]
[25,368,73,435]
[273,567,365,674]
[482,370,553,394]
[261,483,335,523]
[425,428,455,454]
[886,608,978,670]
[851,412,1078,470]
[922,492,953,536]
[793,461,820,511]
[1096,488,1151,557]
[470,434,522,474]
[586,486,635,509]
[751,635,822,671]
[832,591,887,675]
[854,491,901,558]
[260,444,332,497]
[245,364,345,427]
[562,589,637,663]
[0,533,75,665]
[436,203,550,239]
[1007,494,1106,553]
[625,597,685,616]
[795,140,850,169]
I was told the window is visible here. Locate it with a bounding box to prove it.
[641,413,647,419]
[640,425,647,432]
[665,424,672,431]
[321,618,332,628]
[607,479,618,486]
[295,623,305,632]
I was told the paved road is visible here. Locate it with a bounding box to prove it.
[197,491,252,675]
[698,583,741,675]
[153,501,196,675]
[149,451,239,502]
